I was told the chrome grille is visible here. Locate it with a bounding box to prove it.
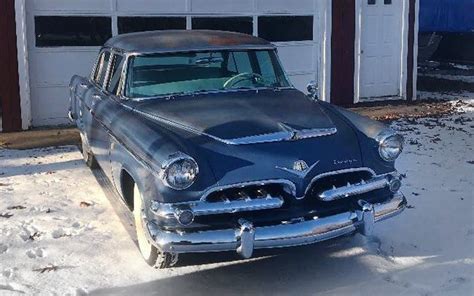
[307,170,376,201]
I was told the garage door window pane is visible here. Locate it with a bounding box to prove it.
[258,16,313,42]
[35,16,111,47]
[192,17,253,35]
[118,17,186,34]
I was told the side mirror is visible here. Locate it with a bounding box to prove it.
[307,80,319,100]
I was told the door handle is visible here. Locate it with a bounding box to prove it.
[79,82,88,88]
[92,94,103,100]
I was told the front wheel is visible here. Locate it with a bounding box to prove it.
[133,184,178,268]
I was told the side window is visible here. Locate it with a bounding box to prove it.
[106,54,125,95]
[255,51,277,85]
[94,51,111,88]
[92,53,104,81]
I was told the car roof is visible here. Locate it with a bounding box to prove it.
[104,30,275,54]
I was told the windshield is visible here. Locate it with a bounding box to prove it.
[124,50,291,98]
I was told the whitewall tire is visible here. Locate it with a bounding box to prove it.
[133,184,177,268]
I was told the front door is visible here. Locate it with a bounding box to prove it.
[359,0,402,99]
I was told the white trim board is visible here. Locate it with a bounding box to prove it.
[15,0,31,130]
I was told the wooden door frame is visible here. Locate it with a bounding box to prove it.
[330,0,356,106]
[0,0,22,131]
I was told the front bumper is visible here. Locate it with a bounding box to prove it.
[147,193,406,258]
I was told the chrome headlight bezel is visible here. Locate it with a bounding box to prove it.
[160,152,199,190]
[376,131,404,162]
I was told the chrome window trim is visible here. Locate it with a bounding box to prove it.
[90,52,102,81]
[104,50,125,94]
[90,48,114,91]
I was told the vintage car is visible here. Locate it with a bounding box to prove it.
[69,30,406,268]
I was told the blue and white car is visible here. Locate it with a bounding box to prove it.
[69,30,406,268]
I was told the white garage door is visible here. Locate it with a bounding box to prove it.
[26,0,321,126]
[359,0,403,99]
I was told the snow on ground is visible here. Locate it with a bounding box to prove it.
[1,95,473,296]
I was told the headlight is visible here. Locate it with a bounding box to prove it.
[377,131,404,162]
[161,153,199,190]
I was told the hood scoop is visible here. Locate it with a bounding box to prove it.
[133,89,337,145]
[217,123,337,145]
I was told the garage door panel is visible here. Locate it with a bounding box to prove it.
[26,1,320,127]
[116,0,187,13]
[276,45,315,73]
[28,0,112,12]
[256,0,314,13]
[191,0,253,13]
[29,51,98,86]
[30,86,70,126]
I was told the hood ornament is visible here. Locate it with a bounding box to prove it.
[293,160,309,172]
[276,160,320,177]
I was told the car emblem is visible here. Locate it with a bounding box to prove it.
[293,160,309,172]
[276,160,320,177]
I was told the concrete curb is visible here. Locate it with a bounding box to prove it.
[0,128,80,150]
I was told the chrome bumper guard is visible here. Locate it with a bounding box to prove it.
[147,193,406,259]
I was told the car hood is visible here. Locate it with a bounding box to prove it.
[133,89,337,145]
[130,89,364,198]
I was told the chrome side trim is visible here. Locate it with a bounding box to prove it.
[153,194,284,218]
[147,193,406,256]
[318,176,389,201]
